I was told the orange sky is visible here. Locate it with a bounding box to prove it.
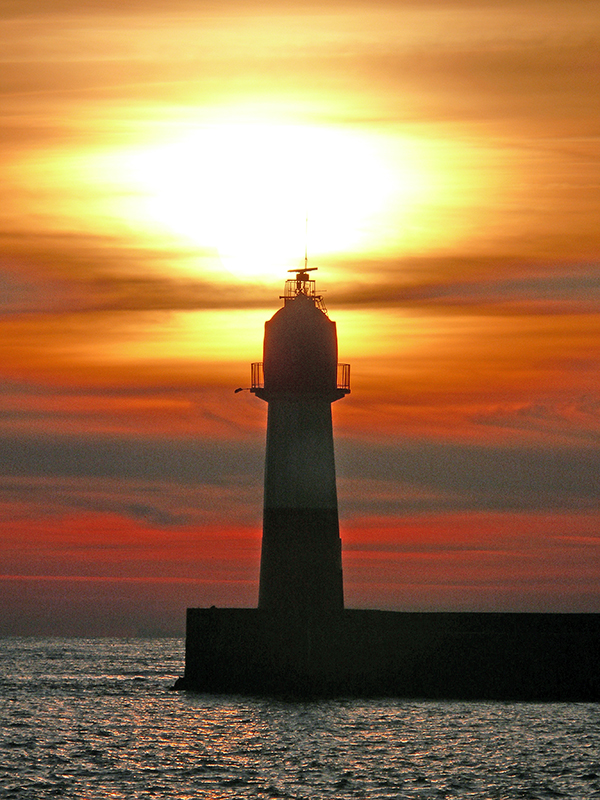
[1,0,598,635]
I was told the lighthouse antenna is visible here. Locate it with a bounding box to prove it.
[283,218,326,310]
[304,215,308,272]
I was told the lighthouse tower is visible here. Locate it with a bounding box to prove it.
[251,269,350,623]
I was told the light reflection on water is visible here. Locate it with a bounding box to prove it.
[1,637,599,799]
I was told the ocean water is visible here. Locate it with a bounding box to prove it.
[1,638,599,799]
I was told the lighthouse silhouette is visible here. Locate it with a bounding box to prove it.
[251,267,350,623]
[176,270,600,700]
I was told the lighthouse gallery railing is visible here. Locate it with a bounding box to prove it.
[251,362,350,392]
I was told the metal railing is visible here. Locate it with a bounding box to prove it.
[337,363,351,392]
[251,362,264,391]
[281,279,328,313]
[251,362,350,393]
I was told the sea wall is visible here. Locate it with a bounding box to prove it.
[175,608,600,701]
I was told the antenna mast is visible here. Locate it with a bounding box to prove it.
[304,215,308,272]
[279,216,327,312]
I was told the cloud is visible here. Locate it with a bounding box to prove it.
[340,509,600,612]
[336,438,600,514]
[0,432,262,484]
[3,0,596,121]
[331,259,600,313]
[0,430,597,525]
[0,230,283,314]
[0,433,264,527]
[0,472,261,529]
[0,264,272,315]
[3,238,600,315]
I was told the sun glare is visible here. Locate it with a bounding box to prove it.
[18,112,499,281]
[124,122,424,278]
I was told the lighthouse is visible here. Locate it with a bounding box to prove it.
[251,268,350,623]
[178,271,600,700]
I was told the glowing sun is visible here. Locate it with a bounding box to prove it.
[126,121,419,278]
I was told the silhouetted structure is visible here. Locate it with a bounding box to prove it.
[175,272,600,700]
[253,269,347,624]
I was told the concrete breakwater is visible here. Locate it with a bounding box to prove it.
[175,608,600,701]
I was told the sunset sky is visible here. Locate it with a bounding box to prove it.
[1,0,598,635]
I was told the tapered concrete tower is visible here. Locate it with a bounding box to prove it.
[252,269,350,623]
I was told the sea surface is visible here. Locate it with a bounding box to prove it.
[1,638,599,799]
